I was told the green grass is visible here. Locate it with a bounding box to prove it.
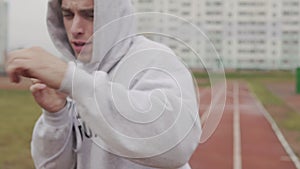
[0,90,40,169]
[193,70,295,80]
[282,112,300,131]
[225,70,294,79]
[193,70,295,88]
[247,79,284,106]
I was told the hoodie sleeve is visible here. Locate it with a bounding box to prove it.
[31,101,76,169]
[60,60,201,168]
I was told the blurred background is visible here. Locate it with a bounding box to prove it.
[132,0,300,70]
[0,0,300,169]
[1,0,300,72]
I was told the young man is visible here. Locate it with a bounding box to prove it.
[6,0,201,168]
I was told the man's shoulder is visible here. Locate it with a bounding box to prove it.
[131,36,174,54]
[124,36,184,69]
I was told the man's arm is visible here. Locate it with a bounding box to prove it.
[6,47,67,89]
[31,101,76,169]
[5,47,76,168]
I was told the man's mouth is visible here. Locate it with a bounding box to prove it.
[72,40,92,53]
[74,41,86,46]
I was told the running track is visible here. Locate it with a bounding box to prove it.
[190,81,300,169]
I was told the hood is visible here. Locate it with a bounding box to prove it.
[47,0,136,73]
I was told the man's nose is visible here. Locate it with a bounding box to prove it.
[71,16,84,37]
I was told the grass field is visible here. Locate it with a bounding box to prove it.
[0,90,40,169]
[0,71,299,168]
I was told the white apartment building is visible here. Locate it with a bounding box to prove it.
[0,0,8,73]
[132,0,300,70]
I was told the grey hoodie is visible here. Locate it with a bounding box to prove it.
[31,0,201,168]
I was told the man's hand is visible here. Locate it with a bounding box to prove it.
[30,79,67,113]
[6,47,68,89]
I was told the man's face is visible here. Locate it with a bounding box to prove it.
[61,0,94,62]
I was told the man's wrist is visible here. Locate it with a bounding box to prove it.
[47,99,67,113]
[43,100,71,127]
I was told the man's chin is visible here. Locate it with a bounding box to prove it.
[77,53,92,63]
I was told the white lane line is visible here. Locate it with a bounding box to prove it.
[233,82,242,169]
[250,90,300,169]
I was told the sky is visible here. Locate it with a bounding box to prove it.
[7,0,59,55]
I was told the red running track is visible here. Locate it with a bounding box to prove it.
[189,81,298,169]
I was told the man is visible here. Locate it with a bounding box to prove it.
[6,0,201,168]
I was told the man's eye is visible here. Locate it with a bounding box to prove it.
[87,13,94,18]
[83,11,94,19]
[62,12,74,18]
